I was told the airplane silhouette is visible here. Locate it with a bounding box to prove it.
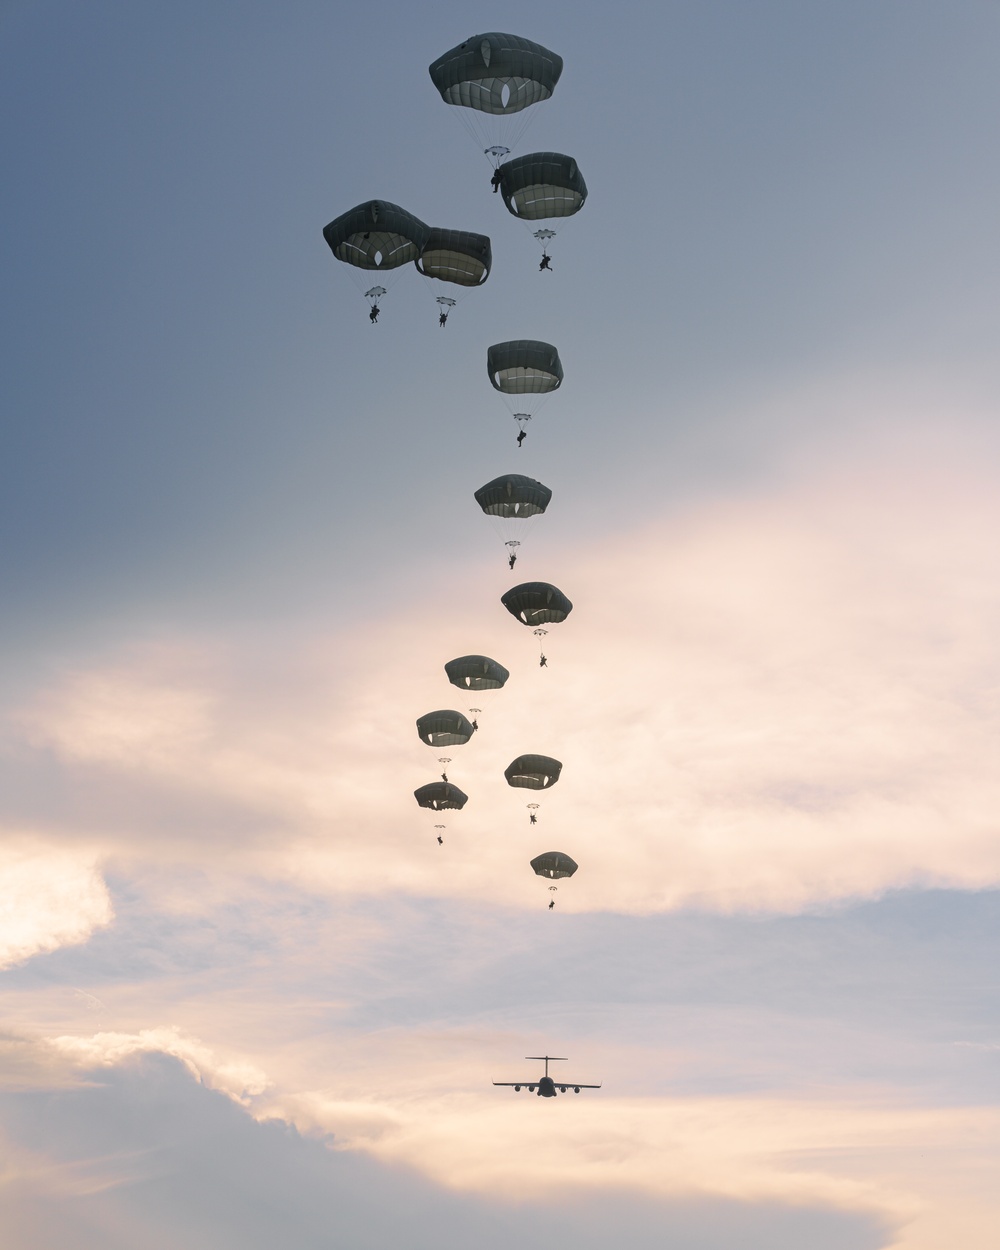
[493,1055,601,1097]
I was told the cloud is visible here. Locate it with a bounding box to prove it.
[0,841,112,969]
[3,885,998,1248]
[0,1050,893,1250]
[8,431,998,916]
[47,1027,269,1105]
[5,1008,994,1250]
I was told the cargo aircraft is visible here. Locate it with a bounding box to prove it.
[493,1055,601,1097]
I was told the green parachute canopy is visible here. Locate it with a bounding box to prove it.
[474,474,551,517]
[505,754,562,790]
[323,200,429,270]
[476,474,553,565]
[416,228,492,286]
[416,709,476,747]
[428,33,563,115]
[414,782,469,811]
[530,851,578,880]
[498,152,588,220]
[501,582,573,626]
[487,340,563,394]
[444,655,510,690]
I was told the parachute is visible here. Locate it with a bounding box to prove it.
[436,296,457,327]
[487,341,563,444]
[498,152,588,220]
[530,230,555,263]
[428,33,563,169]
[323,200,429,270]
[416,709,476,747]
[416,228,492,286]
[444,656,508,729]
[414,782,469,811]
[474,474,551,567]
[531,850,577,908]
[444,655,510,690]
[530,851,578,880]
[505,754,562,789]
[322,200,429,318]
[475,474,551,516]
[497,152,587,267]
[488,339,563,393]
[364,285,387,313]
[501,581,573,626]
[417,229,492,325]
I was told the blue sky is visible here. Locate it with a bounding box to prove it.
[2,3,1000,1247]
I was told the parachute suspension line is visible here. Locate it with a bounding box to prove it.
[497,104,543,163]
[447,100,544,177]
[501,386,556,422]
[451,111,514,175]
[345,268,403,318]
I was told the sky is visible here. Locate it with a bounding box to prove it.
[2,1,1000,1246]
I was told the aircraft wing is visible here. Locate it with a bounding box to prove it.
[492,1080,602,1088]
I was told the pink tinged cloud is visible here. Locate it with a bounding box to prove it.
[0,843,112,968]
[10,1025,1000,1250]
[12,440,1000,914]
